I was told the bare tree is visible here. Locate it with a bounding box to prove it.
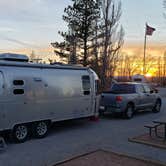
[144,55,156,75]
[29,50,36,62]
[161,52,166,85]
[29,50,43,63]
[163,0,166,18]
[100,0,124,89]
[124,54,142,78]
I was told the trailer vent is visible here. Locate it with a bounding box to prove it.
[0,53,29,62]
[13,89,24,95]
[13,80,24,86]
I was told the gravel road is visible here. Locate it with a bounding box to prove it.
[0,89,166,166]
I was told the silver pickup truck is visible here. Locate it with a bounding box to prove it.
[100,82,162,119]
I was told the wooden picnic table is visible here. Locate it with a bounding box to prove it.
[153,118,166,140]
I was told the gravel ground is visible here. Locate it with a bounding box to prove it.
[0,89,166,166]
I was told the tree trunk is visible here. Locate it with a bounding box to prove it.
[94,19,99,71]
[101,0,109,89]
[83,36,87,67]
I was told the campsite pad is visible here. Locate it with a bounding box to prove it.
[129,127,166,149]
[55,150,165,166]
[129,133,166,149]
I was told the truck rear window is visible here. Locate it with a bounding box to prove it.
[110,84,136,94]
[134,78,142,82]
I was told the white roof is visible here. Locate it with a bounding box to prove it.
[0,53,29,62]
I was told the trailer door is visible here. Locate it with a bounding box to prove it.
[0,72,4,96]
[81,75,92,115]
[0,71,5,129]
[0,72,4,103]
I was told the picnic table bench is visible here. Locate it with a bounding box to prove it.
[0,137,6,150]
[144,123,161,137]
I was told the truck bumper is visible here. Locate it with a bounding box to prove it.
[100,105,123,113]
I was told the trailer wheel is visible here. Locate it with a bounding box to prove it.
[33,121,49,138]
[12,124,29,143]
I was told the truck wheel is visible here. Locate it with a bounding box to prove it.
[33,121,49,138]
[12,124,29,143]
[152,100,161,113]
[124,104,134,119]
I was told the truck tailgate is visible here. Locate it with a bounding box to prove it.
[100,93,117,107]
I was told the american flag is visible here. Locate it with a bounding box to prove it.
[146,24,156,36]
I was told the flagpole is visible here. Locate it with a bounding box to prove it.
[143,23,147,75]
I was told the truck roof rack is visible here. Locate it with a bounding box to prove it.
[0,53,29,62]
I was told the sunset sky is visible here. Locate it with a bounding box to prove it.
[0,0,165,60]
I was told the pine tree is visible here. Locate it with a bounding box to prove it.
[52,0,100,66]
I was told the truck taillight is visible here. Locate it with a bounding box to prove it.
[116,96,122,102]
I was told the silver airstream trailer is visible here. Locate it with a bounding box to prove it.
[0,53,99,142]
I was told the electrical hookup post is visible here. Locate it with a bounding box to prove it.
[143,23,156,75]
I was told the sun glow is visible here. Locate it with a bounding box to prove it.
[145,73,152,77]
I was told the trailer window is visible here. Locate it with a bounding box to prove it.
[13,80,24,86]
[13,89,24,95]
[82,75,90,95]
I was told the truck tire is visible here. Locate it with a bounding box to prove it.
[33,121,49,138]
[152,99,161,113]
[12,124,29,143]
[124,104,134,119]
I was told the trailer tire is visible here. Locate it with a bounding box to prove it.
[12,124,29,143]
[33,121,49,138]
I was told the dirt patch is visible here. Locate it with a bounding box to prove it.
[129,133,166,149]
[55,150,165,166]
